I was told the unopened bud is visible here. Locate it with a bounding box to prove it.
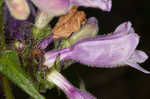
[68,17,98,45]
[5,0,30,20]
[35,11,54,29]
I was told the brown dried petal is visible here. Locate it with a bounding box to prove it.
[52,6,86,38]
[54,6,78,26]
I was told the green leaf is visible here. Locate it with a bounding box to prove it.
[0,50,45,99]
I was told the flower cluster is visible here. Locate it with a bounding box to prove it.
[4,0,149,99]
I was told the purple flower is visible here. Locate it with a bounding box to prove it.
[47,70,96,99]
[5,0,30,20]
[43,21,149,74]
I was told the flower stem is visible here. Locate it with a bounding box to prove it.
[0,0,5,53]
[2,76,15,99]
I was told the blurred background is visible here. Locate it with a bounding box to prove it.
[1,0,150,99]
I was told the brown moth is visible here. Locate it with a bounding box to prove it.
[52,6,86,38]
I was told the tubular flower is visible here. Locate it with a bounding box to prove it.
[47,70,96,99]
[5,0,30,20]
[31,0,112,28]
[43,21,149,74]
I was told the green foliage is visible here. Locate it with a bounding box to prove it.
[32,25,51,41]
[0,50,45,99]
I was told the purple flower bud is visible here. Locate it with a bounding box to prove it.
[35,35,54,51]
[71,0,112,12]
[44,21,149,74]
[5,0,30,20]
[3,2,35,43]
[47,70,96,99]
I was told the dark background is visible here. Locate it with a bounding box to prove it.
[2,0,150,99]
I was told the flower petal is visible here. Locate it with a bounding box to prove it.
[71,0,112,12]
[97,21,132,40]
[129,50,148,63]
[114,21,132,33]
[31,0,70,15]
[125,61,150,74]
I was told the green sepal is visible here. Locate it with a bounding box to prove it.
[32,25,51,42]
